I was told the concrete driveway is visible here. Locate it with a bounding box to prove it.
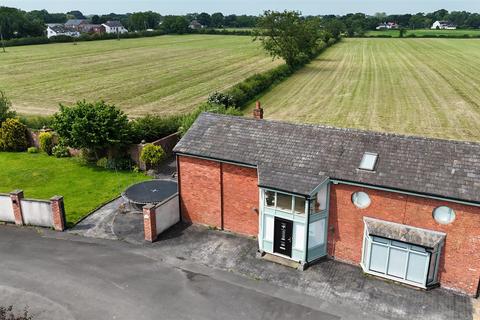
[0,225,372,320]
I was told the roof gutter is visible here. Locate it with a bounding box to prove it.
[331,179,480,208]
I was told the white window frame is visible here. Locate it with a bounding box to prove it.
[359,152,378,171]
[361,228,439,288]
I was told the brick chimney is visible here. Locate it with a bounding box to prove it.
[253,101,264,120]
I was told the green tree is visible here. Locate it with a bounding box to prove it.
[322,19,345,40]
[0,7,44,39]
[91,15,101,24]
[161,16,189,34]
[211,13,224,28]
[52,100,130,159]
[128,11,161,31]
[254,10,321,69]
[197,12,211,27]
[66,10,86,19]
[0,90,15,124]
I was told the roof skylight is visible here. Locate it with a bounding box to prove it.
[359,152,378,171]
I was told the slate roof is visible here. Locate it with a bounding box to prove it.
[173,113,480,203]
[103,21,124,28]
[65,19,86,26]
[48,25,77,34]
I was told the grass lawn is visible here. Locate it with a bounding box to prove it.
[0,152,149,226]
[366,29,480,37]
[0,34,280,117]
[248,38,480,142]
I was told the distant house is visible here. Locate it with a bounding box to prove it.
[376,22,399,30]
[79,24,105,34]
[102,21,128,34]
[431,21,457,30]
[189,20,204,30]
[64,19,88,31]
[46,25,80,39]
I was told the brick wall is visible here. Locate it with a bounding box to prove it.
[328,183,480,295]
[178,156,259,236]
[222,163,259,236]
[178,156,222,228]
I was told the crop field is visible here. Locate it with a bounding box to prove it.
[250,38,480,141]
[366,29,480,38]
[0,35,280,117]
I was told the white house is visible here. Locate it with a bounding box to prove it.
[46,25,80,39]
[376,22,399,30]
[431,21,457,30]
[102,21,128,34]
[189,20,204,30]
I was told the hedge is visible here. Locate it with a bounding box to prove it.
[2,28,255,48]
[225,37,340,109]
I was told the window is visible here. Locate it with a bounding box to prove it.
[433,206,455,225]
[294,197,306,214]
[265,191,275,208]
[310,185,328,214]
[359,152,378,171]
[352,192,371,209]
[363,233,437,287]
[276,193,293,212]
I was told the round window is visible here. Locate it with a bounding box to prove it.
[433,206,455,224]
[352,192,371,209]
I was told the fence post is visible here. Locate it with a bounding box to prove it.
[143,204,157,242]
[10,190,24,226]
[50,196,66,231]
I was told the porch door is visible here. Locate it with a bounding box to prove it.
[274,217,293,257]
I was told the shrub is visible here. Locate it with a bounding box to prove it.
[52,144,70,158]
[130,114,182,144]
[0,118,28,151]
[179,103,242,136]
[96,157,108,169]
[225,64,293,107]
[52,100,130,160]
[207,92,236,107]
[18,115,54,129]
[140,144,166,168]
[27,147,38,153]
[38,131,55,155]
[0,91,16,124]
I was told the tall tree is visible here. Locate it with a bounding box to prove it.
[197,12,211,27]
[66,10,86,19]
[161,16,189,34]
[254,10,321,69]
[211,12,224,28]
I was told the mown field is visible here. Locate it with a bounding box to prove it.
[0,35,280,117]
[366,29,480,37]
[249,38,480,141]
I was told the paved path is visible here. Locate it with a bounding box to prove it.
[0,226,376,320]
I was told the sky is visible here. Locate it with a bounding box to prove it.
[2,0,479,16]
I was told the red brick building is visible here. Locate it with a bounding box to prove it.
[174,107,480,296]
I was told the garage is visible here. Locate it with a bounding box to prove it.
[361,217,445,288]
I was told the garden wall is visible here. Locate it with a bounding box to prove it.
[0,190,66,231]
[0,194,15,223]
[129,132,180,170]
[143,193,180,242]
